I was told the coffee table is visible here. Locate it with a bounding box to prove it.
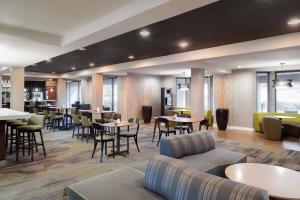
[225,163,300,199]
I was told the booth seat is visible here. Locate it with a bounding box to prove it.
[253,112,300,132]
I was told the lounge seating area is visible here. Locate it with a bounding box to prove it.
[1,1,300,200]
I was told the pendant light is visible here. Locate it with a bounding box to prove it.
[178,72,190,91]
[272,63,292,89]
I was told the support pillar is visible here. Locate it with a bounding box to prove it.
[10,67,24,111]
[92,74,103,120]
[191,68,205,129]
[57,79,67,106]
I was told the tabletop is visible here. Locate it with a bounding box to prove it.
[101,121,135,128]
[154,116,201,123]
[225,163,300,199]
[0,108,31,120]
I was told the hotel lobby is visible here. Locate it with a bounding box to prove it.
[1,0,300,199]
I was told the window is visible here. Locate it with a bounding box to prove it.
[256,72,269,112]
[204,76,213,110]
[276,71,300,113]
[66,81,81,106]
[103,77,118,111]
[176,77,191,108]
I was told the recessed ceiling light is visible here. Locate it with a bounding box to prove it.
[46,59,52,63]
[139,29,150,37]
[287,18,300,25]
[128,55,135,59]
[71,67,76,70]
[237,65,242,69]
[51,72,56,74]
[178,41,189,48]
[78,47,86,51]
[89,62,95,67]
[49,78,52,81]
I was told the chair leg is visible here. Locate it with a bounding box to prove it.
[16,131,19,162]
[77,126,80,140]
[91,141,98,158]
[81,127,85,141]
[127,137,129,155]
[86,127,89,143]
[9,130,13,155]
[100,141,104,163]
[72,126,75,138]
[33,133,38,152]
[134,136,140,152]
[39,131,46,157]
[30,133,34,162]
[206,125,209,130]
[156,132,162,146]
[112,140,115,159]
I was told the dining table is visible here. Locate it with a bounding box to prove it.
[0,108,31,161]
[49,106,75,129]
[100,121,136,157]
[151,115,202,142]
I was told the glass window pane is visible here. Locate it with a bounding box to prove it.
[176,78,191,108]
[256,73,269,112]
[103,78,113,110]
[276,71,300,113]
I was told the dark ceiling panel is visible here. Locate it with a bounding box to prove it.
[26,0,300,73]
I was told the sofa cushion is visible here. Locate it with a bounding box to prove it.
[180,148,247,177]
[160,131,215,159]
[144,155,268,200]
[67,168,162,200]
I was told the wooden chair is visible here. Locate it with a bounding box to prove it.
[91,122,115,163]
[120,118,140,155]
[157,117,176,146]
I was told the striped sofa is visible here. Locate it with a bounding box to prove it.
[67,155,268,200]
[160,131,247,177]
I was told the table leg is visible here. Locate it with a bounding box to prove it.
[152,119,158,142]
[180,122,183,134]
[0,120,5,161]
[108,126,126,157]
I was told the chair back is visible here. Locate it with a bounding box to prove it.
[158,117,170,131]
[49,111,56,119]
[71,107,77,115]
[92,122,105,140]
[28,114,45,127]
[102,112,114,120]
[113,113,121,120]
[32,107,39,114]
[72,114,81,125]
[81,116,91,127]
[263,117,282,141]
[128,118,140,135]
[43,109,49,118]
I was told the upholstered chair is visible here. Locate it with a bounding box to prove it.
[263,117,282,141]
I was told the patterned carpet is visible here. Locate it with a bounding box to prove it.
[0,126,300,200]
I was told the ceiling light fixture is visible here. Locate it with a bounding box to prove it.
[287,18,300,25]
[128,55,135,59]
[178,41,189,48]
[46,59,52,63]
[139,29,150,37]
[178,72,190,91]
[272,63,292,89]
[237,65,242,69]
[51,72,56,74]
[71,67,76,70]
[78,47,86,51]
[89,62,95,67]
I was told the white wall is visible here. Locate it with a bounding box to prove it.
[124,73,161,119]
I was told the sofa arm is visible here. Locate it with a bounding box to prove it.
[145,155,269,200]
[160,131,215,159]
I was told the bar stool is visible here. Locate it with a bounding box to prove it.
[10,119,28,155]
[5,120,18,150]
[16,114,46,162]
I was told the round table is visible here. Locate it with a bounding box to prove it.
[225,163,300,199]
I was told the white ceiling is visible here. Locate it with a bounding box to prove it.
[0,0,217,67]
[0,0,135,36]
[202,46,300,70]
